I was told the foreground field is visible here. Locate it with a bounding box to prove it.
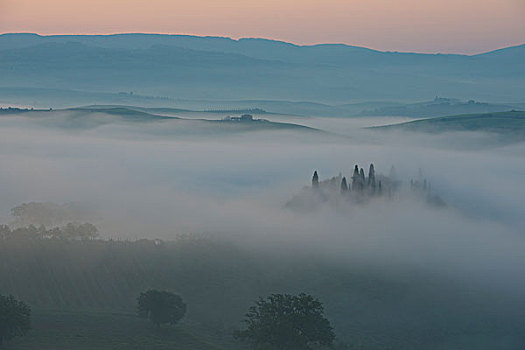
[2,234,525,349]
[8,309,237,350]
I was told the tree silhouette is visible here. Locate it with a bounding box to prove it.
[312,171,319,188]
[340,177,348,193]
[351,165,359,190]
[137,290,186,329]
[359,168,365,191]
[236,293,335,350]
[368,163,376,191]
[0,294,31,346]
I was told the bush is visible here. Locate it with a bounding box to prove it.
[0,294,31,346]
[137,290,186,329]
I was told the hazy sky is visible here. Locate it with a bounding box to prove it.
[0,0,524,53]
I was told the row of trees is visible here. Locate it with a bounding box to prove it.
[2,288,334,349]
[312,163,384,196]
[137,290,335,350]
[313,164,436,198]
[0,223,99,241]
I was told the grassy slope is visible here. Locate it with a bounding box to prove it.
[8,310,238,350]
[373,110,525,138]
[0,107,321,134]
[360,99,514,117]
[1,237,247,350]
[2,236,525,349]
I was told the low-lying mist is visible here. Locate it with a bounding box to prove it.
[1,110,525,311]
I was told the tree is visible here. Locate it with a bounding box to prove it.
[77,223,99,240]
[351,165,359,190]
[137,290,186,329]
[312,171,319,188]
[236,293,335,350]
[367,163,376,189]
[340,177,348,194]
[10,202,66,228]
[0,294,31,346]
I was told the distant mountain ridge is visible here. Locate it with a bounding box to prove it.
[0,33,524,103]
[1,32,522,56]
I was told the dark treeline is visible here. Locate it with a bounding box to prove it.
[0,223,98,241]
[0,107,51,113]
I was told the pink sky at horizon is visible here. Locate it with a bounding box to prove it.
[0,0,524,54]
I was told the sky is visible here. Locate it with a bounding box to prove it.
[0,0,524,54]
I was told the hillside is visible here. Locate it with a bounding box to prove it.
[0,87,400,116]
[2,87,522,118]
[0,106,321,135]
[0,34,524,103]
[373,110,525,140]
[360,97,515,117]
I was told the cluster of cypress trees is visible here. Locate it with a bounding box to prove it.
[312,164,382,196]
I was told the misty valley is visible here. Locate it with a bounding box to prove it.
[0,33,525,350]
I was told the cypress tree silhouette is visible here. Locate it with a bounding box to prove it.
[312,171,319,188]
[359,168,365,191]
[368,163,376,189]
[340,177,348,194]
[351,165,359,190]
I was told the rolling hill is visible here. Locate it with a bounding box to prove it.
[0,106,322,135]
[373,110,525,141]
[360,97,516,117]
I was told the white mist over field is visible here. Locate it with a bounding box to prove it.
[1,111,525,300]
